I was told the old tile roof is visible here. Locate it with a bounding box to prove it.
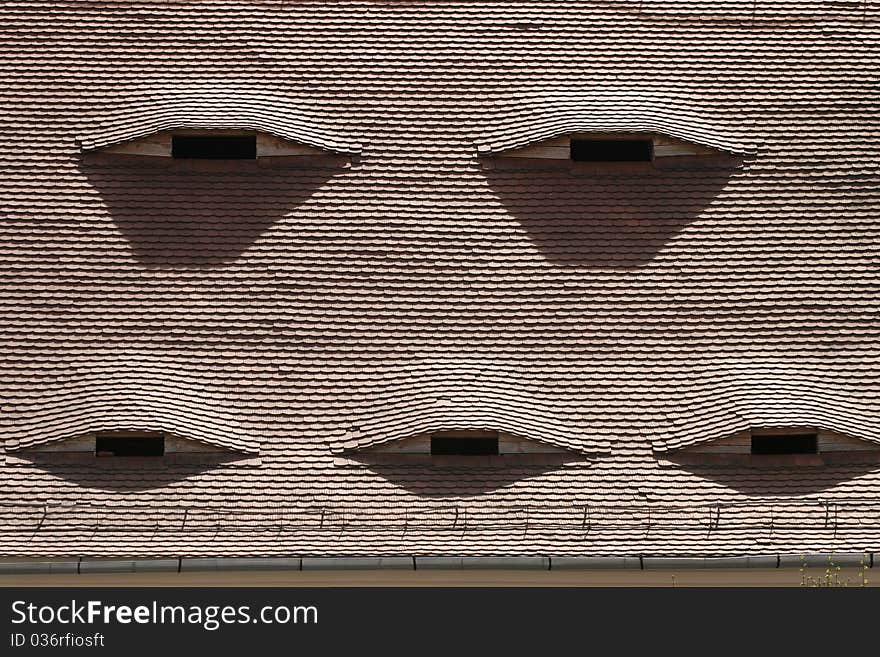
[1,0,879,558]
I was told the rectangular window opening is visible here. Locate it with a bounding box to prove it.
[171,135,257,160]
[750,433,818,456]
[95,434,165,457]
[430,435,499,456]
[570,138,653,162]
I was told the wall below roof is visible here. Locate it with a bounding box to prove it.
[0,567,874,588]
[0,555,873,587]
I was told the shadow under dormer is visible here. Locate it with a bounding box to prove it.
[348,453,589,498]
[661,453,880,497]
[9,452,258,492]
[80,153,345,266]
[483,157,741,267]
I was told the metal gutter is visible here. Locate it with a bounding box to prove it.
[642,556,780,569]
[415,557,550,570]
[0,561,79,575]
[182,558,302,572]
[778,553,871,568]
[0,554,874,575]
[302,557,412,570]
[79,559,179,574]
[552,557,643,570]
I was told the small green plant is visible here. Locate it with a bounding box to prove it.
[799,554,869,587]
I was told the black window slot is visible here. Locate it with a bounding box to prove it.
[430,436,499,456]
[750,434,818,455]
[171,135,257,160]
[95,435,165,457]
[570,138,653,162]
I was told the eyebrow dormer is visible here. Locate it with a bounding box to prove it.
[665,426,880,467]
[82,126,353,163]
[92,128,339,160]
[345,426,588,466]
[12,427,248,464]
[483,130,738,166]
[654,374,880,466]
[77,92,360,162]
[477,104,755,170]
[336,374,605,466]
[3,374,260,466]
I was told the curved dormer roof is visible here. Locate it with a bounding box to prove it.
[477,97,757,156]
[4,371,258,455]
[77,90,361,156]
[655,372,880,453]
[337,371,603,455]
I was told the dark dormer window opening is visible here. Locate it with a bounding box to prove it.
[570,138,653,162]
[95,433,165,457]
[171,135,256,160]
[430,431,499,456]
[750,433,818,456]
